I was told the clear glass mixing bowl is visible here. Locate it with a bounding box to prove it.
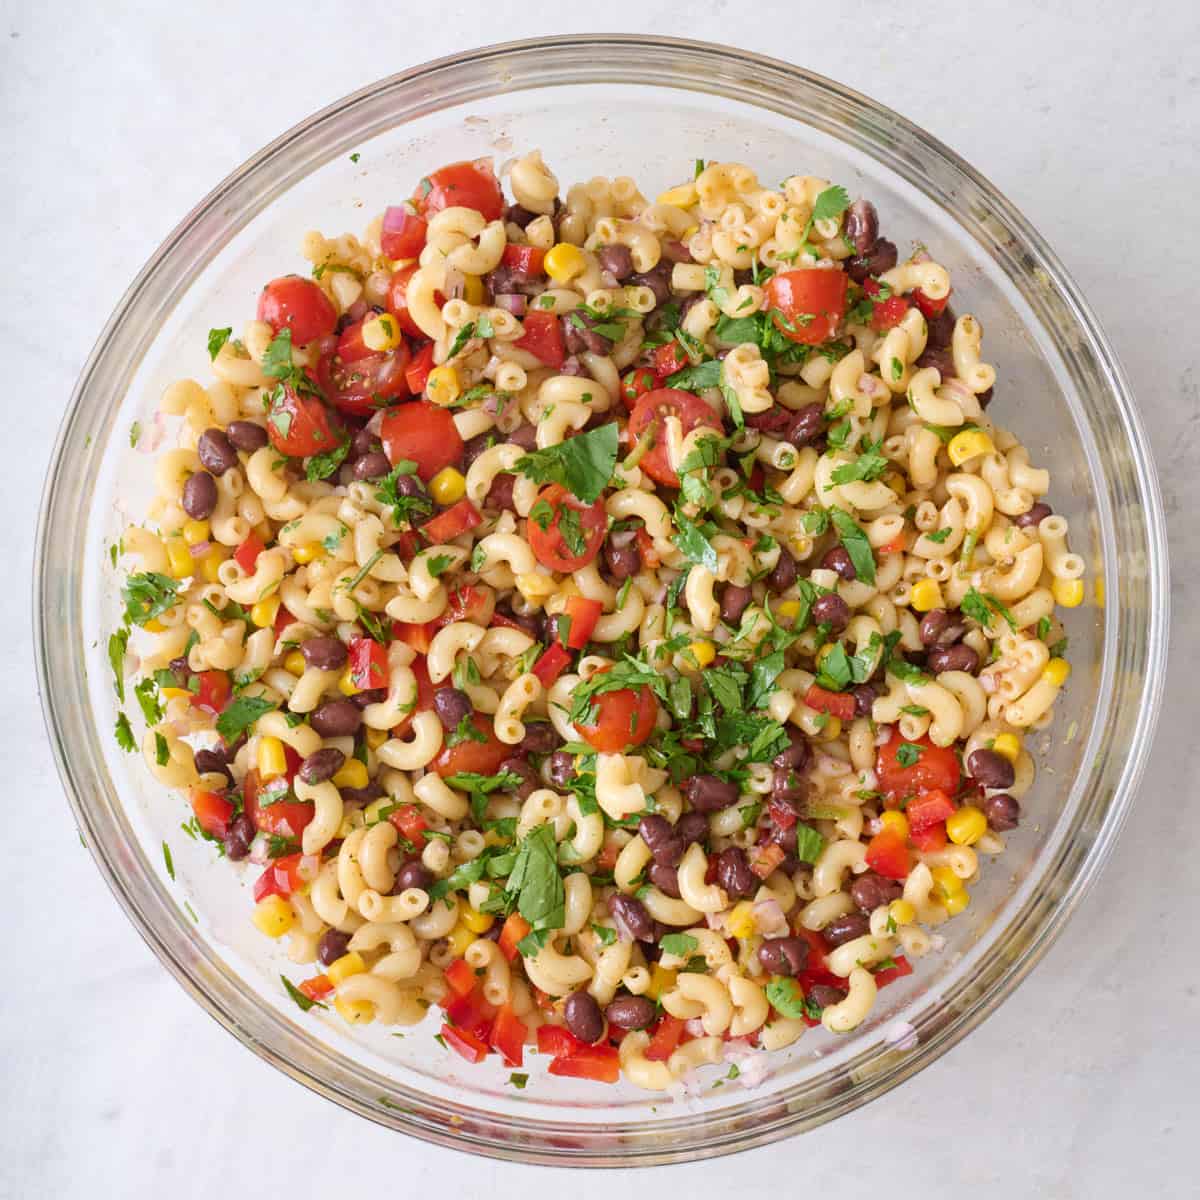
[35,35,1169,1165]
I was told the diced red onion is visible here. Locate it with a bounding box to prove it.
[347,299,369,322]
[752,896,788,936]
[136,411,166,455]
[248,833,272,865]
[493,293,527,316]
[609,529,637,549]
[382,204,412,237]
[661,239,693,263]
[298,854,321,883]
[482,392,500,415]
[374,354,401,388]
[443,266,466,301]
[611,909,636,943]
[364,409,386,437]
[188,540,212,559]
[874,724,893,747]
[684,1017,706,1039]
[705,911,725,930]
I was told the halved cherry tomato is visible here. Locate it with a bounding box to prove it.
[266,386,340,457]
[573,667,659,753]
[497,913,532,962]
[234,532,265,574]
[380,204,428,260]
[299,974,334,1002]
[864,279,911,331]
[651,341,689,380]
[913,287,951,319]
[501,244,545,275]
[489,1003,528,1068]
[348,636,388,692]
[749,841,786,879]
[273,603,297,637]
[560,596,603,649]
[257,275,337,345]
[764,268,849,345]
[380,399,464,481]
[443,958,477,999]
[189,788,234,838]
[253,852,306,902]
[444,987,496,1039]
[873,955,914,989]
[526,483,607,571]
[440,585,495,628]
[394,656,438,736]
[634,526,660,568]
[243,768,314,839]
[415,159,504,222]
[627,388,722,487]
[387,803,429,849]
[906,788,956,832]
[880,531,907,555]
[531,642,571,687]
[190,669,232,715]
[643,1015,685,1061]
[421,499,482,544]
[548,1044,620,1083]
[514,311,565,368]
[432,713,510,777]
[876,730,961,803]
[393,620,435,655]
[864,828,910,881]
[621,366,657,409]
[385,264,436,340]
[910,823,947,853]
[537,1025,586,1058]
[317,325,411,416]
[441,1023,489,1064]
[803,684,856,721]
[793,926,830,972]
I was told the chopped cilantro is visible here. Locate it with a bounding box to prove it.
[514,424,618,503]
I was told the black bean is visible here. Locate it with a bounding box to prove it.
[852,684,878,718]
[503,203,539,229]
[603,536,641,581]
[811,592,850,633]
[608,893,654,941]
[767,547,797,593]
[772,727,811,772]
[351,451,392,481]
[844,237,898,284]
[395,860,433,892]
[350,427,377,459]
[351,688,387,708]
[983,793,1021,831]
[461,432,496,470]
[674,812,709,847]
[598,244,634,281]
[1014,502,1052,529]
[808,984,847,1009]
[225,420,269,452]
[918,609,952,647]
[823,912,869,948]
[924,306,956,349]
[545,750,576,789]
[968,748,1016,790]
[647,862,682,898]
[309,699,363,737]
[340,782,384,806]
[223,813,256,861]
[627,262,672,307]
[976,386,994,409]
[850,871,903,912]
[563,311,614,357]
[757,936,810,977]
[508,423,538,452]
[783,403,826,448]
[517,721,560,756]
[926,643,980,675]
[181,471,217,520]
[433,688,472,732]
[300,636,348,671]
[197,428,239,476]
[915,345,956,377]
[193,748,229,778]
[317,929,352,967]
[638,815,684,867]
[715,846,757,900]
[485,472,517,511]
[494,604,539,639]
[720,584,753,624]
[605,994,656,1031]
[299,747,346,785]
[563,991,606,1043]
[843,199,879,256]
[498,756,538,800]
[771,767,808,809]
[686,774,739,813]
[822,545,857,581]
[484,263,542,298]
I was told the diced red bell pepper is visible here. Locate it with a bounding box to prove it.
[189,669,232,715]
[910,823,947,853]
[749,841,786,880]
[443,958,477,999]
[299,974,334,1002]
[501,244,545,275]
[548,1044,620,1083]
[793,927,830,972]
[873,955,914,989]
[913,287,950,319]
[444,988,495,1040]
[234,532,265,574]
[634,527,661,568]
[253,852,306,902]
[906,788,956,833]
[864,279,911,331]
[804,684,856,721]
[531,642,571,687]
[405,342,436,394]
[273,603,297,636]
[488,1003,528,1067]
[643,1015,685,1061]
[865,829,911,881]
[652,341,689,379]
[348,636,389,692]
[768,797,799,830]
[879,531,907,555]
[514,311,565,368]
[387,804,428,849]
[536,1025,586,1058]
[393,620,435,655]
[189,787,234,838]
[421,498,482,544]
[560,596,603,650]
[441,1023,489,1064]
[497,912,532,962]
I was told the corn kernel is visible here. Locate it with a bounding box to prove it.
[888,899,917,927]
[144,618,166,634]
[160,687,189,702]
[688,640,716,668]
[931,865,965,899]
[646,964,677,1001]
[910,579,943,613]
[1042,657,1071,687]
[326,951,367,986]
[1052,578,1084,608]
[252,894,294,938]
[726,900,756,939]
[365,727,388,750]
[257,736,287,779]
[429,466,466,505]
[776,599,801,620]
[445,921,476,957]
[283,649,307,677]
[201,549,225,584]
[462,274,485,306]
[182,519,210,545]
[332,758,369,790]
[333,996,376,1024]
[425,365,461,407]
[880,810,910,838]
[338,668,361,696]
[657,183,699,207]
[816,715,842,740]
[991,733,1021,763]
[946,805,987,846]
[515,572,557,602]
[166,538,194,579]
[361,312,402,352]
[947,429,996,466]
[942,888,971,916]
[251,595,281,628]
[461,907,495,934]
[292,541,324,565]
[544,242,587,284]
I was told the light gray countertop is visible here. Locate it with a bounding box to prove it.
[3,3,1196,1196]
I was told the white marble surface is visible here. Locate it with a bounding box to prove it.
[3,2,1197,1196]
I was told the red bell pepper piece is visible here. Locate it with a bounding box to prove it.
[536,1024,586,1058]
[643,1015,685,1061]
[501,244,545,275]
[910,823,947,853]
[189,788,234,838]
[497,913,532,962]
[906,788,956,832]
[253,852,306,902]
[913,287,950,318]
[804,684,856,721]
[873,955,914,989]
[273,603,297,636]
[441,1023,489,1064]
[387,804,428,849]
[393,620,435,655]
[560,596,603,650]
[531,642,571,687]
[865,829,911,880]
[234,532,265,574]
[444,988,495,1039]
[548,1044,620,1083]
[443,958,477,999]
[514,311,565,368]
[488,1003,528,1067]
[421,498,482,545]
[652,340,688,379]
[348,636,389,692]
[299,974,334,1002]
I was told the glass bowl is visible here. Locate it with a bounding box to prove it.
[35,34,1169,1164]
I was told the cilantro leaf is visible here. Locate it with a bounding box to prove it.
[108,627,129,703]
[122,572,180,627]
[674,509,718,571]
[281,975,327,1012]
[896,741,922,767]
[811,185,851,226]
[514,424,617,503]
[207,327,232,360]
[829,439,889,487]
[446,712,487,748]
[114,712,135,752]
[746,651,786,710]
[506,824,565,938]
[794,824,825,864]
[829,508,876,585]
[665,359,722,391]
[305,435,351,482]
[215,696,276,742]
[765,976,809,1019]
[961,587,1019,631]
[659,933,699,957]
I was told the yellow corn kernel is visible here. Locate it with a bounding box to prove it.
[291,541,324,565]
[283,649,307,677]
[991,733,1021,764]
[947,429,996,466]
[462,274,485,306]
[361,312,402,352]
[332,758,369,790]
[682,225,699,239]
[144,618,166,634]
[879,810,910,839]
[251,595,281,628]
[429,466,466,505]
[931,865,965,900]
[333,996,376,1024]
[160,687,189,702]
[816,715,842,740]
[688,640,716,668]
[888,899,917,927]
[425,365,461,407]
[910,579,944,613]
[461,907,495,935]
[445,921,476,957]
[1042,657,1071,687]
[946,805,987,846]
[544,242,587,284]
[657,183,699,207]
[483,829,507,847]
[201,548,225,584]
[338,668,361,696]
[166,538,194,579]
[1052,578,1084,608]
[257,736,287,779]
[182,519,210,545]
[942,888,971,916]
[252,895,294,938]
[515,572,557,602]
[646,964,677,1001]
[776,599,801,620]
[365,726,388,750]
[726,901,756,939]
[326,951,367,986]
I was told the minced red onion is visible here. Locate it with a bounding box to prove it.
[298,854,321,883]
[752,896,788,936]
[661,238,693,263]
[248,833,272,866]
[364,409,386,437]
[609,529,637,549]
[875,723,893,747]
[136,411,166,455]
[347,299,369,322]
[443,265,466,301]
[482,392,500,415]
[611,909,636,943]
[188,540,212,559]
[493,293,527,316]
[684,1017,706,1039]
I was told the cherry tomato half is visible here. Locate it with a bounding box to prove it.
[526,483,607,572]
[763,268,849,345]
[414,158,504,222]
[385,264,439,340]
[256,275,338,346]
[317,323,411,416]
[242,768,314,839]
[265,386,340,457]
[627,388,722,487]
[573,667,659,753]
[621,367,657,410]
[380,400,464,481]
[432,714,510,777]
[875,730,961,803]
[380,204,428,260]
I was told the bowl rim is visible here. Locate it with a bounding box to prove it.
[35,33,1170,1165]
